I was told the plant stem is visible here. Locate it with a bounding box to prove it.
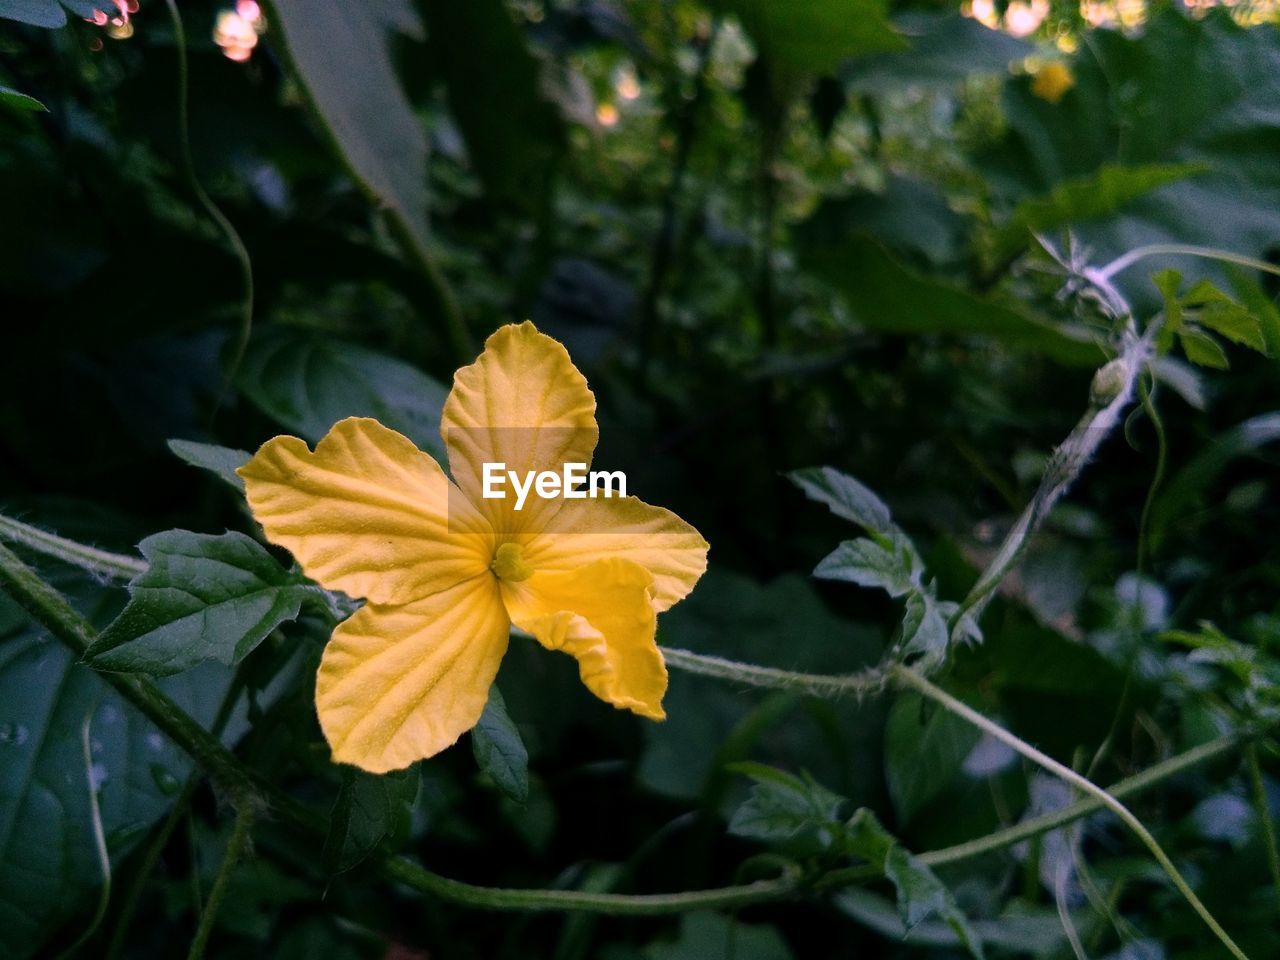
[54,712,112,960]
[186,797,255,960]
[891,664,1251,960]
[661,646,886,697]
[1246,744,1280,913]
[0,513,145,580]
[162,0,255,414]
[952,326,1153,633]
[1097,243,1280,282]
[0,541,1269,920]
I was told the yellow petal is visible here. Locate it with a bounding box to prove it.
[238,417,492,606]
[441,322,598,534]
[525,496,708,612]
[316,575,510,772]
[503,558,667,720]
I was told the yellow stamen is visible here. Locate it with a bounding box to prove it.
[491,542,534,582]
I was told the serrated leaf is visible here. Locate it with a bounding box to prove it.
[814,535,920,598]
[237,329,449,459]
[0,85,46,112]
[728,762,849,850]
[470,686,528,803]
[84,530,325,676]
[885,691,981,823]
[1178,326,1230,369]
[1198,302,1267,353]
[787,466,893,536]
[322,767,418,875]
[167,440,250,491]
[845,809,985,959]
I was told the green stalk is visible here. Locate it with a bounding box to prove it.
[891,664,1251,960]
[0,513,144,580]
[185,798,255,960]
[1245,744,1280,913]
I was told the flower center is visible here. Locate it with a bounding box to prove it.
[491,542,534,582]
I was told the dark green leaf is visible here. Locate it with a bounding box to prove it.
[813,535,920,598]
[0,583,236,960]
[993,163,1204,261]
[237,328,449,458]
[470,686,528,804]
[84,530,326,676]
[788,466,893,536]
[269,0,432,252]
[322,767,418,874]
[845,809,985,959]
[713,0,904,74]
[797,234,1102,366]
[884,691,981,823]
[648,912,795,960]
[845,12,1029,93]
[423,0,564,214]
[727,762,848,849]
[0,85,46,112]
[167,439,251,491]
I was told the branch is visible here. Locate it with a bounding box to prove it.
[0,513,145,580]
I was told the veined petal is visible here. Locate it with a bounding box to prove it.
[316,576,510,772]
[503,558,666,720]
[441,322,598,534]
[526,496,709,612]
[238,417,491,606]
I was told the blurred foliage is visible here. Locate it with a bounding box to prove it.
[1,0,1279,958]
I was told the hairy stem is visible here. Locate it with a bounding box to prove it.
[0,541,1268,920]
[952,326,1152,633]
[891,664,1251,960]
[661,647,886,698]
[186,798,255,960]
[1098,243,1280,282]
[0,513,145,580]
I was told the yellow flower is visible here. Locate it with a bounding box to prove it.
[1031,61,1075,104]
[237,322,709,773]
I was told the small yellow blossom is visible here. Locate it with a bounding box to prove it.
[238,322,708,773]
[1031,61,1075,104]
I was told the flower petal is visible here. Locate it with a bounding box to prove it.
[525,496,709,612]
[316,575,510,772]
[441,322,598,533]
[503,558,667,720]
[238,417,491,606]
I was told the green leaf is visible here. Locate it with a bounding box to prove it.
[796,234,1103,366]
[884,691,981,823]
[167,439,250,491]
[813,535,921,598]
[727,762,848,850]
[84,530,326,676]
[713,0,905,74]
[647,912,795,960]
[237,328,449,459]
[0,581,236,960]
[844,809,985,959]
[787,466,893,536]
[1198,302,1267,353]
[422,0,564,214]
[0,85,46,112]
[1226,268,1280,355]
[470,686,529,804]
[993,163,1205,261]
[322,767,418,875]
[1178,326,1230,369]
[845,12,1029,93]
[900,591,952,660]
[268,0,432,253]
